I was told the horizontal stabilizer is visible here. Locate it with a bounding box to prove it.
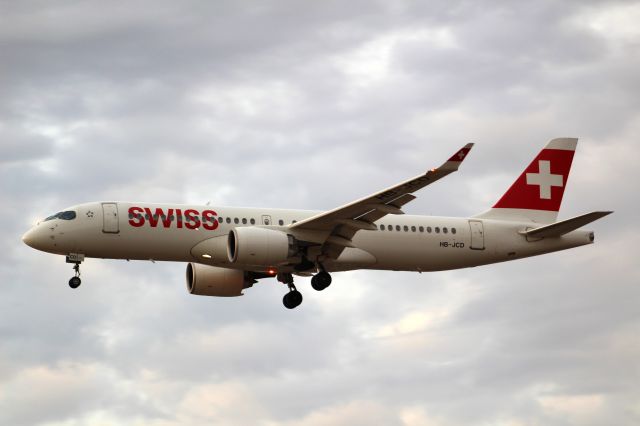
[522,211,613,238]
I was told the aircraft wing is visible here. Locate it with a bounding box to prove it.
[290,143,474,258]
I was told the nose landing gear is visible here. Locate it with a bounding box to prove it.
[68,263,81,289]
[66,253,85,289]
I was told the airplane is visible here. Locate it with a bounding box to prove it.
[22,138,612,309]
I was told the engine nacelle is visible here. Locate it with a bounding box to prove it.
[185,263,252,297]
[227,227,296,266]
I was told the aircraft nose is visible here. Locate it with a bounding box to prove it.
[22,228,38,248]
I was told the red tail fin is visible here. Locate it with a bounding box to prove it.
[476,138,577,223]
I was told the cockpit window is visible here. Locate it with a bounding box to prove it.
[44,211,77,221]
[59,211,76,220]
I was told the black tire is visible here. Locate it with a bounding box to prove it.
[312,271,332,291]
[69,276,81,289]
[283,290,303,309]
[311,275,325,291]
[311,275,321,291]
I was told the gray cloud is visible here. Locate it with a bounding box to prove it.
[1,0,639,425]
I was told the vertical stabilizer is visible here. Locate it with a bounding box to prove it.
[475,138,577,223]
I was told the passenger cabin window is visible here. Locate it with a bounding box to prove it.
[250,218,256,225]
[435,227,440,233]
[279,219,284,225]
[395,225,401,231]
[242,218,247,224]
[226,218,231,224]
[419,226,424,232]
[427,227,432,233]
[380,224,385,231]
[443,227,448,234]
[411,226,416,232]
[452,228,456,234]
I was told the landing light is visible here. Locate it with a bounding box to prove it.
[267,268,277,275]
[202,254,212,259]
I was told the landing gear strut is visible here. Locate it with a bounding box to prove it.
[66,254,85,289]
[277,272,303,309]
[68,263,81,289]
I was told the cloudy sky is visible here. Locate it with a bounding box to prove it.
[2,0,639,424]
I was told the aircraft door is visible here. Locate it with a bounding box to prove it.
[102,203,119,233]
[469,220,484,250]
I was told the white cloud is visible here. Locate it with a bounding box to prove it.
[577,2,640,43]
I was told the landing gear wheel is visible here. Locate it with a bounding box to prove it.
[283,290,303,309]
[68,262,81,289]
[311,271,332,291]
[69,276,81,289]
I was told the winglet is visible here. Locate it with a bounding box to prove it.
[439,143,474,171]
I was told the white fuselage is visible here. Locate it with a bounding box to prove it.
[23,201,594,274]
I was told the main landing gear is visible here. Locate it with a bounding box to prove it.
[277,273,303,309]
[277,268,333,309]
[311,271,332,291]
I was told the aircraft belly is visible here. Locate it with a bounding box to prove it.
[78,226,212,262]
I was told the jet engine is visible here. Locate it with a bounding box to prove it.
[227,227,297,266]
[185,263,254,297]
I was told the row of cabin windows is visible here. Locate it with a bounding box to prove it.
[379,224,456,234]
[219,217,255,225]
[128,213,455,234]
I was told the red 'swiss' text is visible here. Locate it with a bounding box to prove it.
[128,206,219,230]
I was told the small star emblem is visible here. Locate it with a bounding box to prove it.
[86,211,94,218]
[458,151,466,159]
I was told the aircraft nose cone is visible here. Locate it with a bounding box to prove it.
[22,228,37,248]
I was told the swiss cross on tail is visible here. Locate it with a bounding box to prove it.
[493,138,577,212]
[448,146,472,162]
[526,160,563,199]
